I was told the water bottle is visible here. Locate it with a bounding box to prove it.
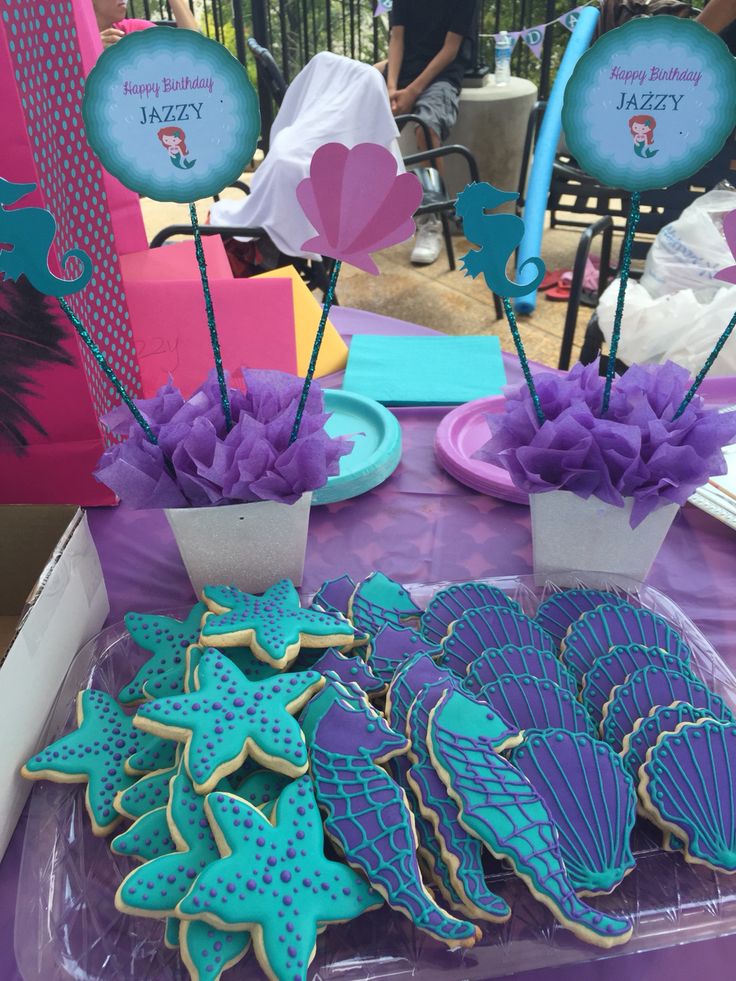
[494,31,512,86]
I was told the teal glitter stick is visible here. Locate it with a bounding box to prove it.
[602,192,641,415]
[58,297,158,445]
[673,309,736,419]
[189,202,232,431]
[502,297,545,425]
[290,259,342,443]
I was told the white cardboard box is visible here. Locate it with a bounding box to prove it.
[0,509,109,859]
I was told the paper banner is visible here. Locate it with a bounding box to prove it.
[522,25,547,60]
[558,6,585,33]
[493,32,521,55]
[83,28,260,204]
[562,16,736,192]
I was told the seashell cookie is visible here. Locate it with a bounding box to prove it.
[421,582,521,645]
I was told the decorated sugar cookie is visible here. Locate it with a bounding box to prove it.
[407,682,515,922]
[465,645,577,696]
[509,730,637,895]
[306,684,479,947]
[581,644,695,723]
[561,604,691,687]
[367,623,442,685]
[134,648,324,792]
[179,919,251,981]
[427,689,633,948]
[165,918,180,948]
[620,702,717,779]
[111,804,175,862]
[115,759,180,820]
[442,606,556,676]
[311,573,356,615]
[421,582,522,645]
[600,665,733,749]
[535,589,630,648]
[201,580,355,668]
[22,689,161,835]
[125,732,179,775]
[639,720,736,873]
[348,571,422,636]
[482,674,597,736]
[309,647,385,695]
[119,603,207,705]
[230,768,291,811]
[177,777,383,981]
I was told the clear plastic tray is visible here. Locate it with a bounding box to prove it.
[15,573,736,981]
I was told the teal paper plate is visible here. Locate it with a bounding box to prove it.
[313,390,402,505]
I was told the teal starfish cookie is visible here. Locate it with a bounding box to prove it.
[180,920,251,981]
[200,580,355,668]
[115,760,180,820]
[21,689,160,835]
[125,733,178,775]
[134,648,324,792]
[177,776,383,981]
[111,805,175,862]
[142,643,281,701]
[119,603,207,705]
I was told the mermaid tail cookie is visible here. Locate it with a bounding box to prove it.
[427,690,633,948]
[308,688,479,947]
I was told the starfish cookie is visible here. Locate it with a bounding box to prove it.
[177,776,383,981]
[111,805,175,862]
[201,580,355,668]
[119,603,207,705]
[21,689,156,835]
[134,648,323,792]
[179,920,251,981]
[115,760,180,820]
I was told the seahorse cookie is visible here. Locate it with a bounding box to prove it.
[21,689,163,835]
[305,684,480,947]
[309,646,385,696]
[535,589,630,649]
[367,623,442,686]
[348,571,422,636]
[426,689,633,948]
[177,777,383,981]
[509,730,637,896]
[201,580,355,668]
[134,648,324,792]
[420,582,522,645]
[119,603,207,705]
[639,720,736,874]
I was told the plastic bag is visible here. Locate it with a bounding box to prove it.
[597,187,736,374]
[639,188,736,298]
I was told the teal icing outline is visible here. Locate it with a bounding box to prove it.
[83,28,260,203]
[562,17,736,191]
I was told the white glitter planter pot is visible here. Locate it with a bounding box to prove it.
[530,491,679,582]
[165,494,312,596]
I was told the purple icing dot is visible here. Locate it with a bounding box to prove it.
[233,697,245,707]
[280,870,292,883]
[246,879,257,890]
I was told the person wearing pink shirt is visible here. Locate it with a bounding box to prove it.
[92,0,199,49]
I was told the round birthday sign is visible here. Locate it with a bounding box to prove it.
[83,28,260,203]
[562,17,736,191]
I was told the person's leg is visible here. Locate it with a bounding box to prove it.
[409,81,459,265]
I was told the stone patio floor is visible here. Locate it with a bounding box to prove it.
[139,187,599,369]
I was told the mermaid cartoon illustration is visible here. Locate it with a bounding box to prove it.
[157,127,196,170]
[628,115,659,159]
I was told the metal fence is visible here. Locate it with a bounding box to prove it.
[128,0,581,136]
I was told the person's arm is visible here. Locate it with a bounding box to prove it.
[697,0,736,33]
[392,31,463,114]
[386,26,405,104]
[169,0,200,32]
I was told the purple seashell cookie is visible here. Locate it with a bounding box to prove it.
[581,645,696,724]
[482,674,597,736]
[509,729,637,895]
[600,665,734,749]
[368,623,442,686]
[465,645,577,696]
[535,590,631,649]
[421,582,522,645]
[640,720,736,873]
[620,702,717,779]
[561,604,691,688]
[442,606,556,676]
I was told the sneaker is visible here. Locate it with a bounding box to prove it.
[411,215,443,265]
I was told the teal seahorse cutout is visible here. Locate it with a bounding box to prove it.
[455,182,545,298]
[634,143,659,159]
[0,177,92,297]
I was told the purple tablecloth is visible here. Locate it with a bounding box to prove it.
[3,306,736,980]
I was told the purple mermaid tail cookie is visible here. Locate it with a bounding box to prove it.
[428,689,633,948]
[306,686,479,947]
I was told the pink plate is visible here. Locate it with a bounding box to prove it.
[435,396,529,505]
